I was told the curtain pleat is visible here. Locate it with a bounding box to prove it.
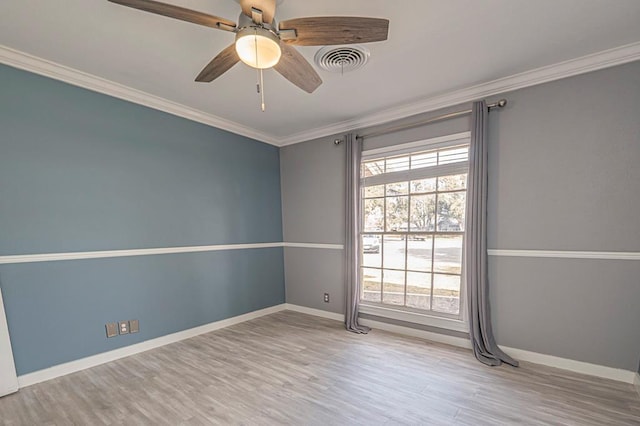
[345,134,370,334]
[466,101,518,367]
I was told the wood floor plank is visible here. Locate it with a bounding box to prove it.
[1,311,638,425]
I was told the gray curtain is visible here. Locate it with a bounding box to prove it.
[345,133,370,334]
[466,101,518,367]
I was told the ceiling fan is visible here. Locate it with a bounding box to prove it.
[107,0,389,97]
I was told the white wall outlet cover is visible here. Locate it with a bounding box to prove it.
[118,321,129,335]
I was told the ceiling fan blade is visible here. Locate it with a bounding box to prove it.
[107,0,236,30]
[195,44,240,82]
[279,17,389,46]
[274,43,322,94]
[239,0,276,24]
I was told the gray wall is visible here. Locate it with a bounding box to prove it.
[0,64,285,375]
[280,136,346,313]
[487,61,640,371]
[280,60,640,371]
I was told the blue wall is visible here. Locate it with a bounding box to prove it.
[0,64,285,375]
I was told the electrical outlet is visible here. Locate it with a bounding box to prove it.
[105,323,118,338]
[129,319,139,333]
[119,321,129,335]
[324,293,330,303]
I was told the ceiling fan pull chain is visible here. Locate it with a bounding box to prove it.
[260,69,266,112]
[252,30,265,111]
[256,67,261,94]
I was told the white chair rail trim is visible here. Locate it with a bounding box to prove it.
[0,242,345,265]
[3,246,637,265]
[488,249,640,261]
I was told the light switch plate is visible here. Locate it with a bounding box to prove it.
[119,321,129,335]
[129,319,139,333]
[106,323,118,338]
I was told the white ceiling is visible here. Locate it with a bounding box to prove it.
[1,0,640,144]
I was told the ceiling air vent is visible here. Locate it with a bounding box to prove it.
[314,45,370,74]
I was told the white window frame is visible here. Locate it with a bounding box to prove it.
[359,132,470,333]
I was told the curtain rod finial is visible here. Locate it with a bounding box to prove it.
[334,139,342,145]
[497,99,507,108]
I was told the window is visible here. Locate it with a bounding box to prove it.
[359,134,469,324]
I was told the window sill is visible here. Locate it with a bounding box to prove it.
[359,303,469,333]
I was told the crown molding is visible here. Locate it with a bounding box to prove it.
[2,42,639,148]
[0,45,279,146]
[277,41,640,146]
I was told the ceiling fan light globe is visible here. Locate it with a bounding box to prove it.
[235,27,281,69]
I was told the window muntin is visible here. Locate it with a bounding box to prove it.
[360,141,468,319]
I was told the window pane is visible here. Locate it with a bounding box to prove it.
[433,235,463,274]
[433,274,460,315]
[410,178,436,193]
[410,194,435,232]
[438,146,468,165]
[361,160,385,177]
[411,151,437,169]
[364,184,384,198]
[386,182,408,196]
[436,191,465,232]
[363,198,384,232]
[382,269,405,306]
[407,235,432,272]
[383,235,405,270]
[386,155,410,173]
[359,142,468,318]
[406,272,431,310]
[362,234,381,267]
[437,174,467,191]
[362,268,382,303]
[385,196,409,232]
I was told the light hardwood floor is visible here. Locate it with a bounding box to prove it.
[1,311,639,425]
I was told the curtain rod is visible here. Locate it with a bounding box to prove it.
[356,99,507,140]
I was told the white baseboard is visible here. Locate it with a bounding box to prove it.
[15,302,639,389]
[498,346,636,384]
[18,304,287,388]
[286,304,636,384]
[283,303,344,321]
[359,303,469,333]
[359,318,472,350]
[283,303,470,349]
